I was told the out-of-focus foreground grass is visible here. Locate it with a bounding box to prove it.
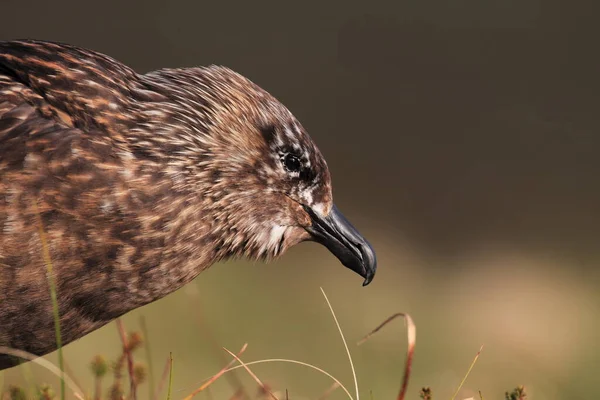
[1,231,598,399]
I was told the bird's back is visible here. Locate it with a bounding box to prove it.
[0,40,198,369]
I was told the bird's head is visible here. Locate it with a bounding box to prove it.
[140,66,376,285]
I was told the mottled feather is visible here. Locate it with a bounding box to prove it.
[0,40,366,370]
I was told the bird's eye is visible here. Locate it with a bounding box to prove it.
[282,153,302,173]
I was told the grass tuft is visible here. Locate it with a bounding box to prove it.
[1,285,527,400]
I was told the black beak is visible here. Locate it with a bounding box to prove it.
[304,204,377,286]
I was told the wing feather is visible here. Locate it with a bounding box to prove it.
[0,70,143,369]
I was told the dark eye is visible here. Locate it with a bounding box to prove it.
[282,153,302,173]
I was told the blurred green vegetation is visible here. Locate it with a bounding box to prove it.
[1,233,598,399]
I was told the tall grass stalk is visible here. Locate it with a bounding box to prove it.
[35,204,65,400]
[320,287,359,400]
[166,353,173,400]
[450,345,484,400]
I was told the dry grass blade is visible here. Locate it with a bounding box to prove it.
[152,354,173,400]
[116,319,137,400]
[320,287,359,400]
[317,382,341,400]
[357,313,416,400]
[184,343,248,400]
[195,359,353,400]
[450,345,484,400]
[0,347,84,399]
[185,286,249,399]
[222,348,278,400]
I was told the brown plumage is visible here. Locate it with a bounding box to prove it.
[0,40,376,370]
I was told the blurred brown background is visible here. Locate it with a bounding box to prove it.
[1,1,599,399]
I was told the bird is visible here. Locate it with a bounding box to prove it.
[0,39,376,370]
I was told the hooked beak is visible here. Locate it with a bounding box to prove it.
[304,204,377,286]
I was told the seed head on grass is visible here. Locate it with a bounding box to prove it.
[108,383,124,400]
[8,386,26,400]
[419,387,432,400]
[37,384,55,400]
[91,356,109,378]
[505,386,527,400]
[133,364,147,385]
[126,333,144,353]
[91,355,109,400]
